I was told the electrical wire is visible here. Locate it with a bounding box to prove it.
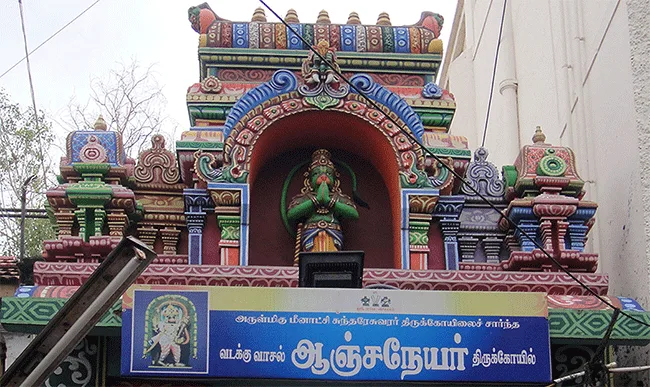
[17,0,37,116]
[258,0,650,329]
[481,0,507,148]
[0,0,101,80]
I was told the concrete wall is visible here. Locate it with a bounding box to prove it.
[442,0,650,379]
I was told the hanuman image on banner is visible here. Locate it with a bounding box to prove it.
[142,294,198,368]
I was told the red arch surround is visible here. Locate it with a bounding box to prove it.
[222,92,427,188]
[248,110,403,268]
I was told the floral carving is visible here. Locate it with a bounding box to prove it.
[200,75,223,93]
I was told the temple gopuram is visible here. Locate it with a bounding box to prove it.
[2,4,650,386]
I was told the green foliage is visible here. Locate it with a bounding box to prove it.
[0,89,56,258]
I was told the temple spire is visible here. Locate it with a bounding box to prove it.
[532,126,546,144]
[94,115,107,131]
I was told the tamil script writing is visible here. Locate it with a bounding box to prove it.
[291,331,469,380]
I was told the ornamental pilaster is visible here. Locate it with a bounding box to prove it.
[433,195,465,270]
[184,188,213,265]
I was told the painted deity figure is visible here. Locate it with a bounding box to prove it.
[287,149,359,252]
[145,302,191,367]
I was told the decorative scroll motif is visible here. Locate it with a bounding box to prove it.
[205,75,429,186]
[194,150,224,183]
[408,195,438,214]
[422,82,443,99]
[218,69,275,82]
[426,157,454,192]
[298,40,350,109]
[134,135,181,185]
[460,147,505,200]
[341,73,425,87]
[45,338,98,387]
[547,295,623,310]
[223,69,299,139]
[199,75,223,93]
[210,189,241,207]
[32,262,610,295]
[551,345,596,386]
[349,73,425,142]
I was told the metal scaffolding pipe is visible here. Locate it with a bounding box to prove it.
[20,249,146,387]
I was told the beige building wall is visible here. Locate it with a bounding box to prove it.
[441,0,650,376]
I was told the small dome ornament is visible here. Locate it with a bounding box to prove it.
[377,12,391,26]
[347,12,361,25]
[532,126,546,144]
[94,115,107,131]
[251,7,266,22]
[285,9,299,23]
[316,10,331,24]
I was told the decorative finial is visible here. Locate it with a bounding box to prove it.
[532,126,546,144]
[94,115,107,131]
[316,10,331,24]
[252,7,266,22]
[377,12,391,26]
[285,9,299,23]
[347,12,361,25]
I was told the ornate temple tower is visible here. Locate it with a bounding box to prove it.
[1,4,650,386]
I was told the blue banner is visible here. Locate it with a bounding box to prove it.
[121,287,551,383]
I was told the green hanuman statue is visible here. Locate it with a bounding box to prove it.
[287,149,359,252]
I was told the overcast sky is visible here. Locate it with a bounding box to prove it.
[0,0,458,144]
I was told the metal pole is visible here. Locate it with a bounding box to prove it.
[20,249,146,387]
[19,175,36,262]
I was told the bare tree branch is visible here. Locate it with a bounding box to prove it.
[62,59,171,157]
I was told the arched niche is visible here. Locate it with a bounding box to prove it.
[247,110,402,268]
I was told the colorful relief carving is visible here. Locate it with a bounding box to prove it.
[188,5,444,54]
[134,135,181,187]
[299,40,349,109]
[462,129,598,272]
[193,68,432,189]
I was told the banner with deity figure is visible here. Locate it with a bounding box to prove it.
[122,286,551,383]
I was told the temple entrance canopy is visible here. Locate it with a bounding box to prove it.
[193,65,438,268]
[183,22,462,269]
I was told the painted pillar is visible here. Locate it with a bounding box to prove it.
[408,218,431,270]
[433,196,465,270]
[217,215,241,265]
[208,183,250,266]
[401,190,439,270]
[184,188,212,265]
